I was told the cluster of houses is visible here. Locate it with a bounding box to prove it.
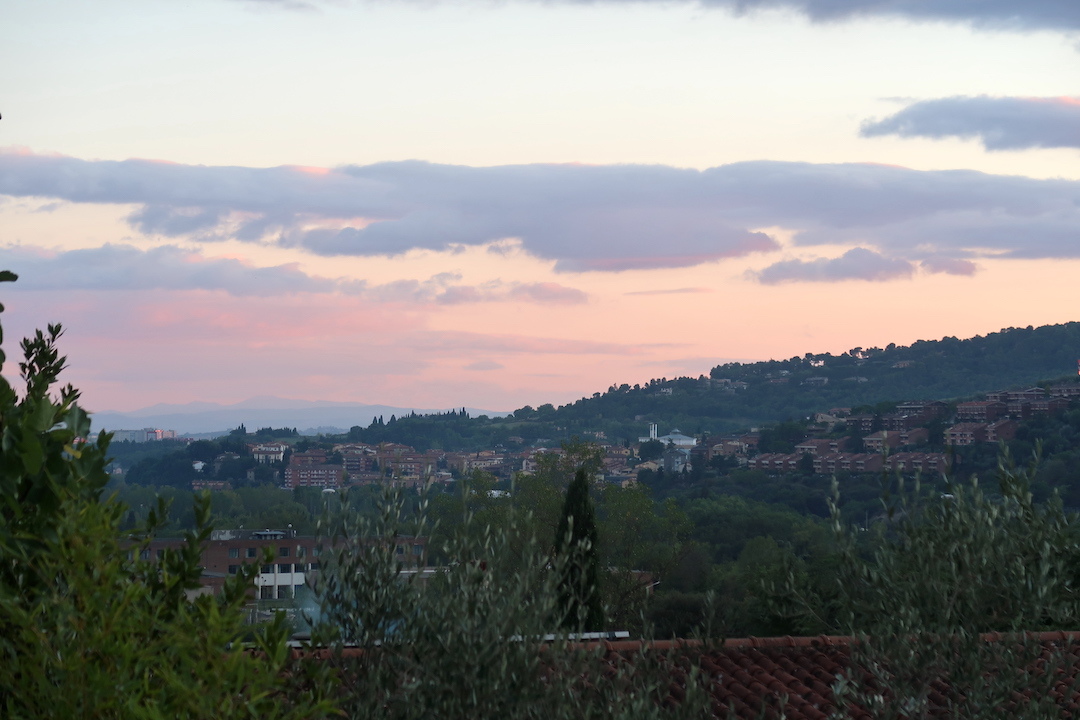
[262,441,646,490]
[184,382,1080,493]
[941,385,1078,446]
[746,443,952,476]
[739,384,1080,476]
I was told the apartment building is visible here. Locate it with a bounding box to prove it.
[140,528,427,601]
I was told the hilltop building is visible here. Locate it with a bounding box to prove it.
[110,427,177,442]
[637,424,697,447]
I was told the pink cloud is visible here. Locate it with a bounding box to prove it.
[405,331,643,357]
[755,248,915,284]
[921,257,978,276]
[464,360,504,371]
[563,252,754,272]
[2,244,587,306]
[624,287,712,296]
[505,282,588,305]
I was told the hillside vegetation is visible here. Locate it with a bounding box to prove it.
[344,321,1080,449]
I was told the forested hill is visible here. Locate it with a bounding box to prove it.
[343,321,1080,449]
[508,321,1080,439]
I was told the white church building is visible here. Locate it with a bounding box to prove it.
[637,424,698,448]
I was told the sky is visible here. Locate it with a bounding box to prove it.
[2,0,1079,415]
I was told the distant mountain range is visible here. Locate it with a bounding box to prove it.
[89,396,509,436]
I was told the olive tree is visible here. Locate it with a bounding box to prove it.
[825,455,1080,719]
[313,480,713,720]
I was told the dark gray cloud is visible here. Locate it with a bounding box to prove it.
[862,96,1080,150]
[688,0,1080,31]
[231,1,1080,31]
[4,151,1080,280]
[0,152,399,221]
[756,247,915,284]
[2,244,587,304]
[0,153,781,272]
[128,205,229,236]
[293,161,780,271]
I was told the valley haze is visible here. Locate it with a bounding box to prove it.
[91,397,509,437]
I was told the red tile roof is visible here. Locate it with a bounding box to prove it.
[292,632,1080,718]
[605,636,852,719]
[607,633,1080,719]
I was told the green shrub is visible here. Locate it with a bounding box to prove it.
[0,271,331,719]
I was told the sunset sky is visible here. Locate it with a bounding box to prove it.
[2,0,1080,414]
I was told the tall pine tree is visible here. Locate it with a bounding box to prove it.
[555,468,604,631]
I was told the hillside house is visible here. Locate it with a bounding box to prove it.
[955,401,1007,422]
[946,423,987,446]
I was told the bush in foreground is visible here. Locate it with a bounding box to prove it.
[0,272,329,719]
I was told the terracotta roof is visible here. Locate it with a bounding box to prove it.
[620,633,1080,719]
[605,636,851,719]
[291,632,1080,718]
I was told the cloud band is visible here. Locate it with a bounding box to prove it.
[3,150,1080,281]
[862,96,1080,151]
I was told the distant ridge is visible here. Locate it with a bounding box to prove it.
[537,321,1080,436]
[89,322,1080,442]
[90,397,509,436]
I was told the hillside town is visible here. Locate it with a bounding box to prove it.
[111,381,1080,494]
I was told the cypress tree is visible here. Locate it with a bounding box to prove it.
[555,468,604,631]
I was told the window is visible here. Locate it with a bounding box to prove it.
[156,549,165,560]
[278,563,291,573]
[140,549,150,560]
[297,546,306,558]
[396,545,405,555]
[228,565,239,575]
[261,564,273,574]
[246,547,257,559]
[279,546,289,557]
[260,586,273,600]
[413,544,423,556]
[277,585,291,599]
[295,563,307,572]
[309,562,320,571]
[312,546,321,557]
[228,547,239,559]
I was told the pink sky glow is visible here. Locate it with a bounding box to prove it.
[3,0,1080,415]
